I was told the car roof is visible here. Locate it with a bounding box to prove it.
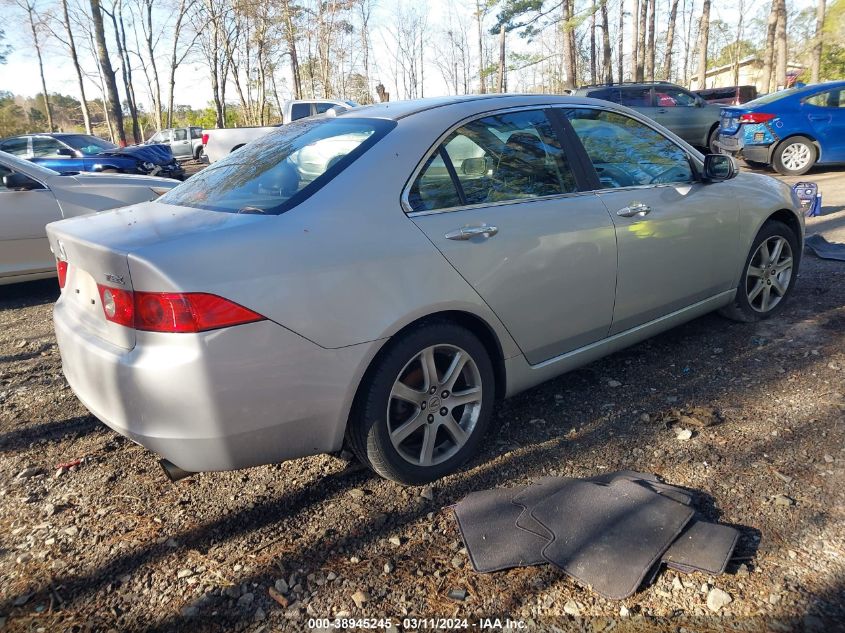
[338,94,619,121]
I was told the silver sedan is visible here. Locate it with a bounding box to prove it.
[46,95,804,484]
[0,151,177,285]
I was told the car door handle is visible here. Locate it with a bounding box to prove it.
[617,203,651,218]
[657,108,668,114]
[808,115,829,121]
[445,225,499,240]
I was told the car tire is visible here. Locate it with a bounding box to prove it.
[719,220,799,323]
[773,136,817,176]
[348,320,495,485]
[194,147,204,161]
[707,126,720,154]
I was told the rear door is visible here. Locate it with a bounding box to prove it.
[803,88,845,162]
[0,162,62,278]
[171,128,192,159]
[407,108,618,364]
[649,86,702,145]
[562,106,740,333]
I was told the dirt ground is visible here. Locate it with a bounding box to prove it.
[1,166,844,633]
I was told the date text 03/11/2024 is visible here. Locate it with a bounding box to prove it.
[306,617,528,630]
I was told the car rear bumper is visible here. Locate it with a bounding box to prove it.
[717,134,772,164]
[53,298,377,472]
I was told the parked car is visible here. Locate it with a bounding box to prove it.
[695,85,758,106]
[717,80,845,176]
[145,126,204,161]
[202,99,357,163]
[573,82,722,152]
[47,94,803,485]
[0,150,177,286]
[0,133,185,180]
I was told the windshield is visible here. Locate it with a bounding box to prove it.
[0,150,59,178]
[743,87,800,107]
[160,117,395,215]
[62,134,118,156]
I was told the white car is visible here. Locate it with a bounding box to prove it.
[0,151,178,285]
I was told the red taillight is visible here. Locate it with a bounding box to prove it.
[56,260,68,288]
[97,285,134,327]
[95,285,264,333]
[738,113,776,124]
[201,133,209,145]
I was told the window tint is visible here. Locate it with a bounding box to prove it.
[32,137,63,157]
[315,102,345,114]
[191,128,203,139]
[160,118,395,215]
[565,108,694,189]
[804,90,845,108]
[408,151,462,211]
[290,103,311,120]
[63,134,117,155]
[173,129,187,141]
[0,164,12,190]
[588,88,621,103]
[0,138,29,156]
[619,87,653,107]
[655,88,697,107]
[408,109,577,212]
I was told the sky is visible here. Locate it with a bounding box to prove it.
[0,0,805,112]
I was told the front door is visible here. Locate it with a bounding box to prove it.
[803,88,845,163]
[171,128,192,159]
[562,107,740,334]
[407,108,618,364]
[0,163,62,279]
[32,136,86,174]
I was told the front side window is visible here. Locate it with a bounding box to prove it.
[290,103,311,120]
[408,109,577,212]
[63,134,117,156]
[804,90,844,108]
[565,108,694,189]
[173,129,188,141]
[160,117,395,215]
[656,88,697,107]
[32,137,63,157]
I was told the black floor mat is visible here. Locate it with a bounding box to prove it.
[452,486,548,573]
[805,234,845,261]
[531,478,695,599]
[663,520,740,575]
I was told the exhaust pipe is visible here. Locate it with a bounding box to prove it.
[159,459,194,483]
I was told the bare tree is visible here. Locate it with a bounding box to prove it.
[694,0,711,89]
[617,0,624,82]
[600,0,612,84]
[636,0,646,81]
[496,24,505,92]
[105,0,140,141]
[761,0,778,92]
[48,0,93,133]
[90,0,125,143]
[663,0,679,80]
[645,0,655,81]
[811,0,826,82]
[590,0,597,84]
[562,0,576,89]
[773,0,787,90]
[475,0,487,93]
[165,0,200,127]
[17,0,54,131]
[630,0,639,79]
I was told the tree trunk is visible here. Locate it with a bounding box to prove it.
[562,0,577,89]
[694,0,711,90]
[61,0,91,134]
[601,0,612,83]
[663,0,679,81]
[761,0,778,92]
[23,0,54,131]
[475,0,486,93]
[497,24,505,92]
[645,0,655,81]
[774,0,787,89]
[617,0,624,82]
[630,0,639,80]
[811,0,826,82]
[590,0,597,84]
[108,0,140,143]
[90,0,125,144]
[636,0,647,81]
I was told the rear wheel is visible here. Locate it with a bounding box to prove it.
[719,220,798,323]
[773,136,817,176]
[348,321,495,484]
[707,126,720,154]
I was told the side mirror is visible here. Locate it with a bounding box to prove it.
[461,157,488,177]
[3,172,43,191]
[702,154,739,182]
[56,147,76,157]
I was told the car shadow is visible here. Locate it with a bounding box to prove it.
[0,279,59,310]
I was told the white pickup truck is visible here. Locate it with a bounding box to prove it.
[202,99,356,164]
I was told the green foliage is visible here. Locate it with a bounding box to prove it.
[711,40,759,68]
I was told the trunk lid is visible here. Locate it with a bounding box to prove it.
[46,200,263,350]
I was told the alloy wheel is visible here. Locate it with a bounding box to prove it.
[745,235,793,313]
[386,344,482,467]
[780,142,812,172]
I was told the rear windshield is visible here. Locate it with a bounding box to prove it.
[744,87,800,107]
[160,117,395,215]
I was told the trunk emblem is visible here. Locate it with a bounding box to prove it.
[105,273,125,285]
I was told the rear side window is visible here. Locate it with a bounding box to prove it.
[160,118,395,215]
[315,102,345,114]
[1,138,29,156]
[32,137,63,157]
[587,88,621,103]
[565,108,694,189]
[408,109,577,212]
[804,89,845,108]
[619,87,653,107]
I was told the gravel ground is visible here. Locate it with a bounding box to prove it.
[1,169,844,633]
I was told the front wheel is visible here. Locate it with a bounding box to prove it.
[348,321,495,484]
[773,136,817,176]
[719,220,799,323]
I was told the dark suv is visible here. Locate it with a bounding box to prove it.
[573,82,722,153]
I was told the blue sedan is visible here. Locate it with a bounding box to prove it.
[717,80,845,175]
[0,133,185,180]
